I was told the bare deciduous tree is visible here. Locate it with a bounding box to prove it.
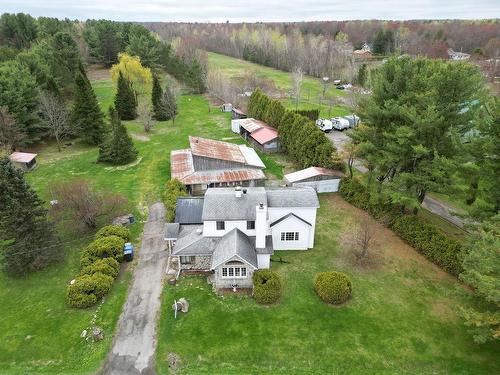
[341,141,358,179]
[138,101,155,132]
[39,92,73,151]
[50,180,127,229]
[343,218,377,263]
[0,106,25,153]
[292,66,304,109]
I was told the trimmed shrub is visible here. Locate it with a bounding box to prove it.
[79,257,120,278]
[95,225,131,242]
[253,269,282,305]
[163,179,188,222]
[392,215,463,276]
[66,273,114,308]
[80,235,125,267]
[314,271,352,304]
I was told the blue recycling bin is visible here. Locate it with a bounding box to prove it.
[123,242,134,262]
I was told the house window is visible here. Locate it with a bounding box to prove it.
[247,220,255,230]
[216,221,225,230]
[281,232,299,241]
[222,266,247,278]
[180,256,194,264]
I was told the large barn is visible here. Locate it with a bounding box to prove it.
[171,136,266,195]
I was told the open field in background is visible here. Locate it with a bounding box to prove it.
[208,52,352,118]
[156,194,500,375]
[0,69,287,374]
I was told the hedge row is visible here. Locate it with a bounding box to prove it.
[163,179,188,222]
[247,89,344,171]
[253,269,282,304]
[339,177,463,276]
[66,225,130,308]
[294,109,320,121]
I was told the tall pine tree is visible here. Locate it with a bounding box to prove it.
[114,71,137,120]
[98,106,138,165]
[151,74,168,120]
[71,68,105,145]
[0,157,63,276]
[161,85,178,124]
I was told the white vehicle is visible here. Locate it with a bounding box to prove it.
[331,117,350,131]
[343,114,360,128]
[315,119,334,133]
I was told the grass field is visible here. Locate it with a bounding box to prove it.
[208,52,351,118]
[0,71,285,374]
[156,195,500,375]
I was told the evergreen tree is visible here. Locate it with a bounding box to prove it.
[161,85,178,124]
[0,157,63,276]
[114,71,137,120]
[187,60,207,93]
[357,64,368,87]
[98,106,138,165]
[71,69,105,145]
[151,74,168,120]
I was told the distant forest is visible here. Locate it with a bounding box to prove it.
[143,20,499,81]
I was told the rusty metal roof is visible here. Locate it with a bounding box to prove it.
[239,118,270,133]
[171,149,194,180]
[181,168,266,185]
[284,167,345,183]
[189,136,247,164]
[251,127,279,145]
[9,152,37,163]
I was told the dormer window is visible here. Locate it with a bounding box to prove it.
[216,221,225,230]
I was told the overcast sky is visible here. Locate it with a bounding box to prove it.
[1,0,498,22]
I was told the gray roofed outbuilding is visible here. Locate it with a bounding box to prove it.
[266,187,320,208]
[175,197,204,224]
[211,228,258,269]
[202,187,267,221]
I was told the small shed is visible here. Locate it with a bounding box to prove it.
[283,167,345,193]
[221,103,233,112]
[9,152,38,171]
[231,107,247,120]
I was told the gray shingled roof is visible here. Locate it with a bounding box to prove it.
[270,213,312,227]
[172,225,220,255]
[202,187,267,220]
[265,187,320,208]
[175,197,204,224]
[211,228,258,269]
[165,223,180,239]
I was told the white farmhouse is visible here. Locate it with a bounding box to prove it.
[165,186,319,289]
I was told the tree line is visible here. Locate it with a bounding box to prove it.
[247,89,343,171]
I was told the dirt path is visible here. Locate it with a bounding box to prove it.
[100,202,167,375]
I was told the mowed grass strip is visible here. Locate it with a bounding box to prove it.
[156,195,500,375]
[0,70,284,374]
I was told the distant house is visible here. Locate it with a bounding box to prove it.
[221,103,233,112]
[448,48,470,61]
[231,118,280,153]
[9,152,38,171]
[166,186,320,289]
[170,136,266,195]
[231,107,247,120]
[284,167,345,193]
[353,43,373,59]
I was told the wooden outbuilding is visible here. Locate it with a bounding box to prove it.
[9,152,38,171]
[284,167,344,193]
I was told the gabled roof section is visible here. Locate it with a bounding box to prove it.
[251,127,279,145]
[265,187,320,208]
[189,136,246,164]
[270,212,312,228]
[172,225,221,256]
[171,149,194,181]
[284,166,344,183]
[239,118,268,133]
[202,187,267,221]
[175,197,204,224]
[211,228,258,269]
[238,145,266,168]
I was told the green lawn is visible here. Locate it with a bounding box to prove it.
[208,52,351,117]
[156,194,499,374]
[0,72,285,374]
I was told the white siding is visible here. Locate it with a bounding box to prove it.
[257,254,270,269]
[270,216,312,250]
[268,207,317,248]
[292,179,340,193]
[203,220,256,237]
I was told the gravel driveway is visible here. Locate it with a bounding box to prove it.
[100,202,167,375]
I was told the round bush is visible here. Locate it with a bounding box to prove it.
[66,273,114,308]
[80,235,125,267]
[95,225,131,242]
[253,269,282,305]
[314,271,352,304]
[80,257,120,278]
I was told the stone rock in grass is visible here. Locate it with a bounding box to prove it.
[80,329,88,338]
[91,327,104,342]
[167,352,182,372]
[178,298,189,313]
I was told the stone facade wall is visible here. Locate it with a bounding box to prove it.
[213,265,254,289]
[179,255,211,270]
